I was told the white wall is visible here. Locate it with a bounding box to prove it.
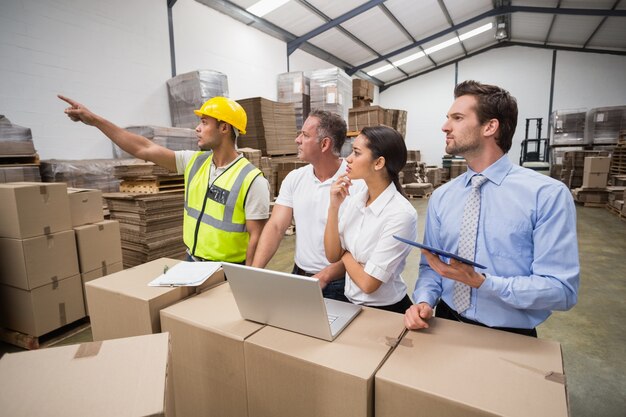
[0,0,329,159]
[380,45,626,167]
[0,0,172,159]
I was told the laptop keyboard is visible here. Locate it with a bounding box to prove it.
[327,314,339,325]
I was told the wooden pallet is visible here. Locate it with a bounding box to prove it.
[574,200,606,208]
[0,318,90,350]
[606,203,622,216]
[120,176,184,194]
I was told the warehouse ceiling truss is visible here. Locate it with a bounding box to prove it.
[194,0,626,90]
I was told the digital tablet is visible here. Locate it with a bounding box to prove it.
[393,235,487,269]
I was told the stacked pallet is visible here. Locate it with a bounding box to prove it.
[108,161,186,268]
[103,191,186,268]
[167,69,229,129]
[113,126,198,159]
[309,67,352,123]
[605,186,626,219]
[0,116,40,182]
[277,72,310,131]
[560,150,610,189]
[114,162,184,194]
[609,138,626,181]
[237,98,298,156]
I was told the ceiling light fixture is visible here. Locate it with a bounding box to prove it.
[247,0,290,17]
[495,16,508,41]
[366,22,493,77]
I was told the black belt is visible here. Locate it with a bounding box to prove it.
[292,264,316,277]
[436,299,537,337]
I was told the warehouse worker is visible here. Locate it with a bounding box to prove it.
[59,95,270,264]
[252,110,364,301]
[404,80,580,336]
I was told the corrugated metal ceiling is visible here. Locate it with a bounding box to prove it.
[195,0,626,90]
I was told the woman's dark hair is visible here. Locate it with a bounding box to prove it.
[360,125,408,199]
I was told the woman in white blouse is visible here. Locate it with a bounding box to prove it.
[324,126,417,313]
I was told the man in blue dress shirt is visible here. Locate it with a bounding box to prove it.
[404,80,580,337]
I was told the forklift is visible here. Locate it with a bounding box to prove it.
[519,118,550,174]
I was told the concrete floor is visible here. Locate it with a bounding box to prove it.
[1,200,624,416]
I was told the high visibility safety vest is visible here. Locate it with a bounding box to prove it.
[183,152,262,263]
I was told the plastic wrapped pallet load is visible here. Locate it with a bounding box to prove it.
[167,70,229,129]
[277,72,311,131]
[112,125,198,159]
[308,67,352,123]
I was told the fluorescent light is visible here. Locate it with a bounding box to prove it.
[247,0,290,17]
[460,22,493,41]
[392,51,425,67]
[367,64,394,77]
[365,22,494,77]
[424,37,460,55]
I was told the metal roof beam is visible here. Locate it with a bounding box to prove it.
[438,0,468,56]
[287,0,388,56]
[348,4,626,76]
[583,0,621,48]
[194,0,384,86]
[543,0,561,45]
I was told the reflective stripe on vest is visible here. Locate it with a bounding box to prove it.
[185,160,256,233]
[183,152,261,261]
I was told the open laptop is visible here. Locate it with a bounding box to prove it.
[221,263,362,341]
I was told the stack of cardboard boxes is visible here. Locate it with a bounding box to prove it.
[572,156,611,206]
[352,79,375,108]
[0,183,124,338]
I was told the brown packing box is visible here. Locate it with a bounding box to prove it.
[161,282,265,417]
[67,187,104,227]
[583,156,611,173]
[244,307,406,417]
[375,318,568,417]
[0,274,85,337]
[0,332,174,416]
[81,261,124,315]
[74,220,123,274]
[86,257,224,341]
[0,230,79,290]
[582,171,608,188]
[0,182,72,239]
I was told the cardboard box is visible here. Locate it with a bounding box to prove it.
[0,230,79,290]
[161,282,265,417]
[0,182,71,239]
[375,318,568,417]
[0,332,174,416]
[244,307,406,417]
[86,258,224,341]
[67,187,104,227]
[0,274,85,337]
[74,220,123,274]
[583,156,611,173]
[582,171,608,188]
[81,261,124,315]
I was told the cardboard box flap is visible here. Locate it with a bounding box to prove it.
[376,318,567,417]
[161,282,264,340]
[246,307,405,379]
[0,332,171,416]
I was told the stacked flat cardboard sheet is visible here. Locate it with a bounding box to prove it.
[167,69,229,129]
[0,116,40,183]
[103,192,186,268]
[113,125,198,159]
[237,97,298,156]
[238,147,262,169]
[309,67,352,123]
[277,71,311,130]
[114,161,183,194]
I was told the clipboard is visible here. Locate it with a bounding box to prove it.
[393,235,487,269]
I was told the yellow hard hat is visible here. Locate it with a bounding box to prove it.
[194,96,247,135]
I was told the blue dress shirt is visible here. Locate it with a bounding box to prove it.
[413,155,580,329]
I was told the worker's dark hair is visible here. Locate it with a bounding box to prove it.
[360,125,408,199]
[454,80,518,153]
[309,109,347,156]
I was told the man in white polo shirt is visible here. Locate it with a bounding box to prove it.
[252,110,364,301]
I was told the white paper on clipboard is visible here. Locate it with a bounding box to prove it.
[148,261,222,287]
